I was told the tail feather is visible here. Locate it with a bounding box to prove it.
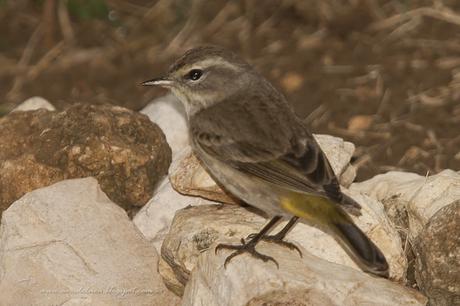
[332,219,389,278]
[340,193,362,216]
[323,180,361,216]
[281,193,389,277]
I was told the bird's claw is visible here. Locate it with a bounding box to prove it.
[215,240,279,269]
[244,233,303,258]
[260,235,303,258]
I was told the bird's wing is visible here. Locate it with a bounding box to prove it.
[196,127,339,198]
[190,95,359,212]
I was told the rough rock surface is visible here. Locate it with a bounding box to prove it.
[141,94,189,160]
[182,240,426,306]
[133,177,218,252]
[160,204,264,295]
[11,96,56,112]
[160,200,405,295]
[0,178,179,305]
[313,133,357,187]
[413,201,460,306]
[169,135,357,204]
[169,147,239,204]
[350,170,460,239]
[0,103,171,214]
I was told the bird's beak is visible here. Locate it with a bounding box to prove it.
[141,77,174,87]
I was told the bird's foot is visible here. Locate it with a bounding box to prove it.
[247,233,303,258]
[215,237,279,268]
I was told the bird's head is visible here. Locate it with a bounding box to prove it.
[142,46,256,116]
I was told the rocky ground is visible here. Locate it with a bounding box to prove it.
[0,96,458,305]
[1,0,460,181]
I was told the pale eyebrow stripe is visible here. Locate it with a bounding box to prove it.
[182,57,240,72]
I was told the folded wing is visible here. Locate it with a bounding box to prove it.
[190,94,360,212]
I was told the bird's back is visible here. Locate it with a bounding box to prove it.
[189,81,360,213]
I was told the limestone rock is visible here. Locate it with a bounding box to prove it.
[350,170,460,239]
[158,255,185,297]
[141,94,189,160]
[0,104,171,214]
[313,134,356,186]
[169,135,356,203]
[133,177,219,252]
[161,199,405,295]
[340,163,357,187]
[413,201,460,306]
[182,241,426,306]
[169,147,238,204]
[0,178,179,305]
[11,96,56,112]
[160,205,264,295]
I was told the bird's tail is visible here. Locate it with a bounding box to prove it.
[281,193,389,278]
[330,216,389,277]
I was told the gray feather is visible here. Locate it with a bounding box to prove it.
[190,80,360,213]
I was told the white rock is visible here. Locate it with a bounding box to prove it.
[340,164,357,187]
[0,178,179,305]
[160,199,405,295]
[350,169,460,238]
[314,134,356,185]
[11,96,56,112]
[141,94,188,159]
[169,146,238,204]
[160,204,265,295]
[133,176,219,252]
[182,241,426,306]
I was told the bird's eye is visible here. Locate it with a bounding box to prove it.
[187,69,203,81]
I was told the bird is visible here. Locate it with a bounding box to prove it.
[142,45,389,278]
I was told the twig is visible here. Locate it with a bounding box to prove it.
[379,165,406,172]
[369,6,460,31]
[322,65,354,74]
[434,154,445,172]
[164,0,204,55]
[311,110,330,129]
[43,0,57,48]
[304,104,327,125]
[6,25,43,101]
[327,122,391,140]
[58,0,74,43]
[397,146,430,166]
[203,2,238,37]
[353,154,371,170]
[436,57,460,69]
[385,16,422,40]
[7,40,66,101]
[143,0,171,21]
[27,41,66,80]
[406,170,430,215]
[106,0,146,16]
[400,39,460,52]
[376,89,391,116]
[407,86,451,107]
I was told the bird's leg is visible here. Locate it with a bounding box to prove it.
[255,216,302,257]
[215,216,282,268]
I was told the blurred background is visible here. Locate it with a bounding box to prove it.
[0,0,459,180]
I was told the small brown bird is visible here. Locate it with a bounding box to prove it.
[143,46,389,277]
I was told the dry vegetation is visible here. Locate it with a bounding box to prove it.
[0,0,459,180]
